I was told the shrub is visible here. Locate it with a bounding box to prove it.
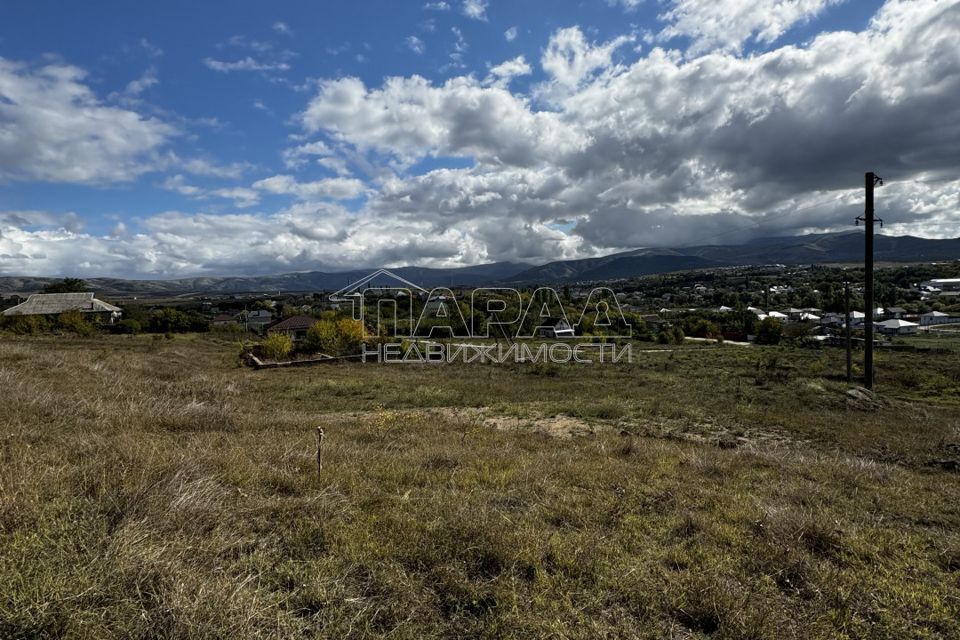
[305,317,365,356]
[114,319,142,334]
[57,310,95,337]
[261,333,293,361]
[9,315,49,335]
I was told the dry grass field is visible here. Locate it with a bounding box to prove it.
[1,334,959,638]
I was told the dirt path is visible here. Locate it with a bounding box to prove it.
[314,405,806,451]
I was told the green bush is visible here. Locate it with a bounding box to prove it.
[305,317,365,356]
[57,310,95,337]
[114,319,142,334]
[9,315,49,335]
[262,333,294,361]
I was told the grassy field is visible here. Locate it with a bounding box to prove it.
[1,334,959,638]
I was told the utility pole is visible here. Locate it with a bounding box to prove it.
[856,172,883,389]
[844,281,852,384]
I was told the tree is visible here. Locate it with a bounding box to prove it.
[262,333,293,361]
[685,317,720,339]
[148,308,210,333]
[755,317,783,345]
[42,278,88,294]
[669,325,685,345]
[253,300,275,311]
[149,308,191,333]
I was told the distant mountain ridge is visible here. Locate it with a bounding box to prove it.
[1,232,958,295]
[506,231,960,284]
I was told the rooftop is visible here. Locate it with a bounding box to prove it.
[2,292,121,317]
[267,315,317,332]
[879,319,918,328]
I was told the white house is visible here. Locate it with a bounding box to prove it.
[538,317,575,338]
[920,310,955,326]
[877,319,919,335]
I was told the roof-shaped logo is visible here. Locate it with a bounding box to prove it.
[330,268,428,300]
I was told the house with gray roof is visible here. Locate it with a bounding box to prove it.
[877,319,919,335]
[267,315,316,341]
[2,292,122,324]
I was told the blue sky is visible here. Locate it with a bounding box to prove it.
[1,0,958,277]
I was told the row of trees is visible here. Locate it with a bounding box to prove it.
[2,308,214,337]
[2,310,97,336]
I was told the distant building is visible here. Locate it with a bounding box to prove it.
[537,317,575,338]
[211,313,237,327]
[920,310,955,326]
[641,314,666,330]
[247,309,273,327]
[877,319,919,335]
[267,315,316,341]
[423,295,454,315]
[885,307,907,319]
[921,278,960,292]
[2,292,121,324]
[821,310,865,327]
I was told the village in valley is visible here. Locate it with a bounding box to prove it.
[3,262,958,356]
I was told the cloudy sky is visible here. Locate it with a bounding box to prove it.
[1,0,958,278]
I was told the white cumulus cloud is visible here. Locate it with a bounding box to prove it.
[658,0,842,54]
[253,174,367,200]
[0,59,176,184]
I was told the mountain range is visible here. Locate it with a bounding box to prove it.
[1,232,958,296]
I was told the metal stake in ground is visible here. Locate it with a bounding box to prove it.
[316,427,325,476]
[856,172,883,390]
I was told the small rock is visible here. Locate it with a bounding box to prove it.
[846,386,885,411]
